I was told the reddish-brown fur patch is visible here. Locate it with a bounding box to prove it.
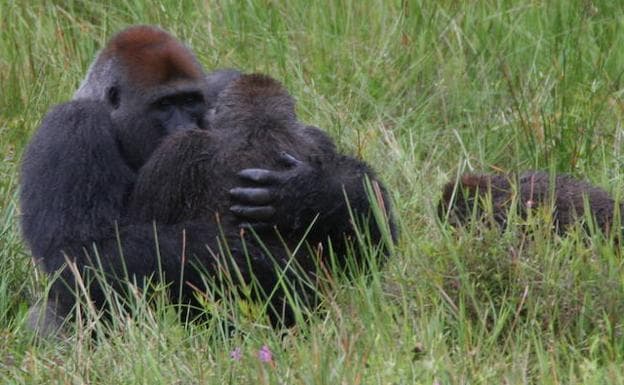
[460,174,489,190]
[102,25,203,87]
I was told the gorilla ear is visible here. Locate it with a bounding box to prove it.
[106,86,120,109]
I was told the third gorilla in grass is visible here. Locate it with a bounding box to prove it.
[439,171,620,235]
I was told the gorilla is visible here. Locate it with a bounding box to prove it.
[439,171,620,234]
[130,73,397,277]
[19,26,396,334]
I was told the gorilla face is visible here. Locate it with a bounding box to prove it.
[150,91,206,134]
[110,83,208,171]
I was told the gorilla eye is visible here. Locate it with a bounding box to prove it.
[184,94,202,105]
[156,98,173,110]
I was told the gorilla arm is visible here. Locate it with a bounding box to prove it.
[20,99,134,330]
[20,100,135,268]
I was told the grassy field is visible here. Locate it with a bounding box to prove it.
[2,0,624,383]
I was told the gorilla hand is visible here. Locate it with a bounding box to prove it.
[229,152,320,231]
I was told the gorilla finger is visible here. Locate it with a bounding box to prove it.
[229,187,274,204]
[230,205,276,221]
[237,168,282,183]
[278,152,303,167]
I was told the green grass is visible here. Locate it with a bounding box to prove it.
[2,0,624,383]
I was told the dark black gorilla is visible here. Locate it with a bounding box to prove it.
[129,74,397,321]
[20,27,396,334]
[20,26,250,334]
[439,171,620,234]
[131,73,397,264]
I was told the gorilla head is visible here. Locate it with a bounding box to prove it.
[208,73,298,131]
[74,25,209,170]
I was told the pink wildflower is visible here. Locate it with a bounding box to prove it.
[257,345,273,363]
[229,347,242,361]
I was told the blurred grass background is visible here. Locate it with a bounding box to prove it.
[2,0,624,383]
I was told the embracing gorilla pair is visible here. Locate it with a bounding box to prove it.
[20,26,396,334]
